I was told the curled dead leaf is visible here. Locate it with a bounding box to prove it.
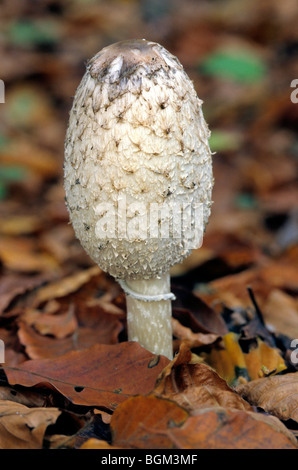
[173,285,228,335]
[17,308,123,359]
[22,304,78,339]
[172,318,219,350]
[154,343,252,413]
[0,400,60,449]
[236,372,298,423]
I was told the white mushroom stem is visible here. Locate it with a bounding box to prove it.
[125,274,173,359]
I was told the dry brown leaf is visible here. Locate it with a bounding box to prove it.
[236,373,298,422]
[154,343,252,413]
[40,225,77,263]
[22,305,78,339]
[263,289,298,338]
[0,215,41,236]
[0,400,60,449]
[17,310,122,359]
[0,274,46,314]
[32,266,101,306]
[3,342,170,409]
[0,386,46,408]
[111,395,189,449]
[167,407,297,449]
[86,298,125,316]
[172,318,219,349]
[93,409,112,424]
[1,140,59,178]
[173,286,228,336]
[200,261,298,311]
[46,434,75,449]
[0,236,58,273]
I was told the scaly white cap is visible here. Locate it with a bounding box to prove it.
[64,39,213,280]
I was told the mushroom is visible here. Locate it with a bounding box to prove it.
[64,39,213,359]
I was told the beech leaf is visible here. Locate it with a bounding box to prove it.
[3,342,169,410]
[236,372,298,423]
[167,407,297,449]
[154,343,252,413]
[0,400,60,449]
[111,395,189,449]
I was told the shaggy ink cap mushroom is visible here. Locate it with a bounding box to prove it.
[64,39,213,359]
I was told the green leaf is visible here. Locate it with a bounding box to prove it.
[0,166,26,182]
[8,19,60,47]
[209,130,242,152]
[0,166,28,200]
[200,49,266,84]
[235,193,258,209]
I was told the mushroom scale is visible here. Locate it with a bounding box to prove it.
[64,39,213,281]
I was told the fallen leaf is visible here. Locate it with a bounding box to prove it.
[172,318,219,350]
[39,225,78,263]
[17,315,122,359]
[32,266,101,306]
[111,395,189,449]
[203,332,286,385]
[0,215,41,235]
[94,409,112,424]
[0,400,60,449]
[201,262,298,312]
[167,407,297,449]
[263,289,298,338]
[154,343,252,413]
[244,337,287,380]
[0,236,58,273]
[236,373,298,423]
[0,386,46,407]
[3,342,170,409]
[0,274,46,314]
[173,286,228,335]
[21,304,78,339]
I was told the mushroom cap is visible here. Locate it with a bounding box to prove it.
[64,39,213,280]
